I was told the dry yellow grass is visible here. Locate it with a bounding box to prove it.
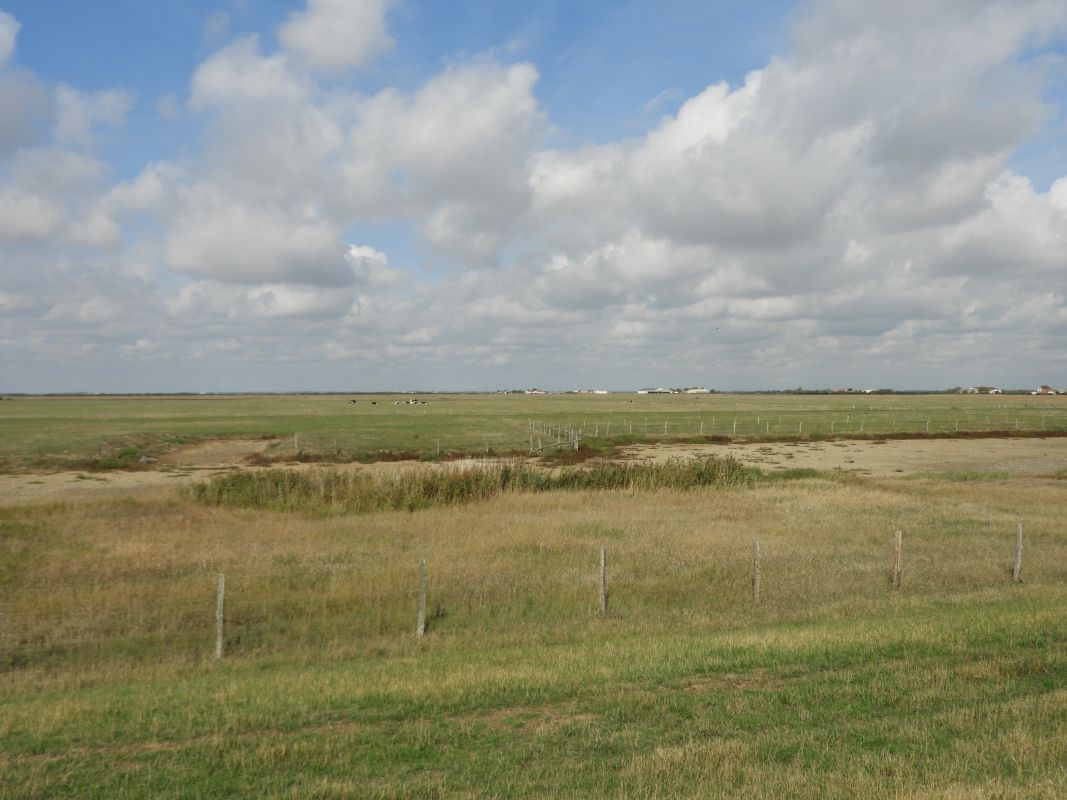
[2,474,1064,679]
[2,470,1066,798]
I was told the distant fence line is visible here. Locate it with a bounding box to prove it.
[278,409,1067,459]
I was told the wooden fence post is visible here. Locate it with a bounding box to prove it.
[892,531,902,591]
[214,573,225,660]
[752,539,761,603]
[599,547,607,615]
[416,559,428,637]
[1013,523,1023,582]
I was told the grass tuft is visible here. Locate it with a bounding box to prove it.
[190,457,753,514]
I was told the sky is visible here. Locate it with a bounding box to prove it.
[1,1,1067,393]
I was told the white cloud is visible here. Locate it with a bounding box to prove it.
[342,62,544,261]
[0,149,112,244]
[0,10,19,68]
[346,245,400,286]
[5,0,1067,392]
[162,188,350,285]
[0,190,62,242]
[278,0,393,73]
[189,36,308,111]
[68,211,122,249]
[108,162,184,215]
[55,86,133,146]
[0,71,52,154]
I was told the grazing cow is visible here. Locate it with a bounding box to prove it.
[348,400,358,404]
[371,401,378,405]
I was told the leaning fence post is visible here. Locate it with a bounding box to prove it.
[892,531,902,591]
[752,539,762,603]
[1013,523,1023,582]
[599,547,608,615]
[214,573,226,660]
[416,559,428,637]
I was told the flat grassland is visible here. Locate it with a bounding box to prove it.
[1,394,1066,798]
[2,392,1066,469]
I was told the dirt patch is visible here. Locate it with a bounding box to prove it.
[617,437,1067,477]
[158,439,273,466]
[0,455,432,507]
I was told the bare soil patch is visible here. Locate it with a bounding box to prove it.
[618,437,1067,476]
[0,445,429,506]
[158,439,274,466]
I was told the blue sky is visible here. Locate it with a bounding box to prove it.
[1,1,1067,392]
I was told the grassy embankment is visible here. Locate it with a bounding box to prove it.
[2,461,1066,797]
[1,393,1066,470]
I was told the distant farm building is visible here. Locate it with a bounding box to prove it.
[637,387,672,394]
[1033,385,1058,395]
[684,388,711,394]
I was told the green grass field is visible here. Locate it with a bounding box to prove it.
[1,392,1066,470]
[1,395,1066,797]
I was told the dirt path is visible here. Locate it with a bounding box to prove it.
[2,436,1065,506]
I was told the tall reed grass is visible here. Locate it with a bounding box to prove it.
[190,457,753,514]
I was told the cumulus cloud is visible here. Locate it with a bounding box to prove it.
[190,36,308,111]
[511,0,1067,382]
[0,10,18,67]
[0,189,62,242]
[162,189,351,285]
[0,148,113,245]
[346,245,400,286]
[278,0,393,73]
[55,86,133,146]
[342,61,545,261]
[4,0,1067,391]
[0,71,52,154]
